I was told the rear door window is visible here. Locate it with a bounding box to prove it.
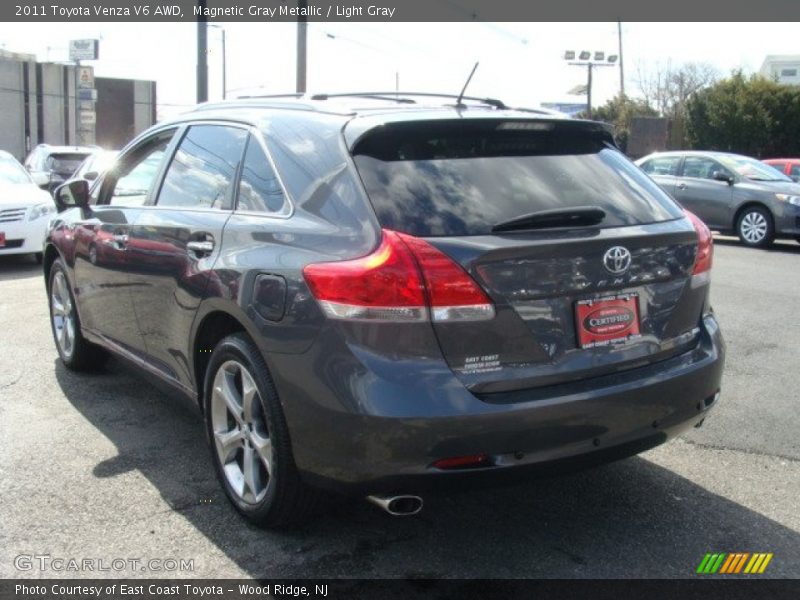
[235,135,288,214]
[352,120,683,237]
[156,124,248,210]
[640,156,681,176]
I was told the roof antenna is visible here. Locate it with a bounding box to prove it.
[455,61,479,108]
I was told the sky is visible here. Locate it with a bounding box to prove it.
[0,22,796,119]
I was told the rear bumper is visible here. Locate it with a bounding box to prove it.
[275,315,724,495]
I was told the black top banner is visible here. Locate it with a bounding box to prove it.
[4,0,800,22]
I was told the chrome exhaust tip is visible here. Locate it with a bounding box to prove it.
[366,494,423,516]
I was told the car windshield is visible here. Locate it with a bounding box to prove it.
[0,157,33,184]
[718,155,792,182]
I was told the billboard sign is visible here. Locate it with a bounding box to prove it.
[69,39,99,61]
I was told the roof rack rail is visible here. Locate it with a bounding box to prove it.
[309,92,507,109]
[235,93,305,100]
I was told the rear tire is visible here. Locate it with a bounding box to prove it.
[48,259,107,371]
[203,333,324,528]
[736,206,774,248]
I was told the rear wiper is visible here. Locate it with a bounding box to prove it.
[491,206,606,233]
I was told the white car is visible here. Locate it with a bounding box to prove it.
[0,150,57,263]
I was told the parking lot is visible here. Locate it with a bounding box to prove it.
[0,237,798,579]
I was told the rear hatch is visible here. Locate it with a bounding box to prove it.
[349,117,707,396]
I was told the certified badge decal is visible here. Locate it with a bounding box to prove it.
[582,305,635,336]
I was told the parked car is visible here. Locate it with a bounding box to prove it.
[762,158,800,183]
[0,150,56,263]
[636,151,800,247]
[72,150,119,182]
[24,144,97,192]
[44,95,724,528]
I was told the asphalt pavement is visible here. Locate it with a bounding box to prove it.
[0,237,798,579]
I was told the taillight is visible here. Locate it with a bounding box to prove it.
[685,210,713,275]
[302,229,495,322]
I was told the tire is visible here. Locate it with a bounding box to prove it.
[48,259,107,371]
[736,206,774,248]
[203,333,323,528]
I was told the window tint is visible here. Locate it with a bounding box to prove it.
[352,121,683,237]
[641,156,680,176]
[682,156,727,180]
[236,136,287,213]
[157,125,247,210]
[104,133,173,206]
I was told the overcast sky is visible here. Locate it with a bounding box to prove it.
[0,22,796,118]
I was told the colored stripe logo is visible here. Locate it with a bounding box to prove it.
[696,553,773,574]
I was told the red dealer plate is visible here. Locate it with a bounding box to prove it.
[0,232,5,247]
[575,294,641,348]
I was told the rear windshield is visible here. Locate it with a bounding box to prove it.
[46,153,91,175]
[352,121,683,236]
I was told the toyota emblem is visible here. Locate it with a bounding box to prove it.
[603,246,632,274]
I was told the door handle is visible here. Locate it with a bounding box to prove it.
[676,182,688,190]
[187,240,214,255]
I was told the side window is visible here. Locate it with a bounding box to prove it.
[236,136,287,214]
[682,156,729,180]
[102,132,174,206]
[767,162,786,174]
[641,156,680,176]
[156,124,247,210]
[790,165,800,181]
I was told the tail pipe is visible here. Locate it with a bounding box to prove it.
[366,494,423,516]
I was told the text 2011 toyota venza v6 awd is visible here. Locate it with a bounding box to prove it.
[43,94,725,527]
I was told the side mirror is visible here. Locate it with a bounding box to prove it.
[712,171,734,185]
[53,179,91,212]
[84,171,99,181]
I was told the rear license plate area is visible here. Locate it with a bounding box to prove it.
[575,294,641,348]
[0,232,5,247]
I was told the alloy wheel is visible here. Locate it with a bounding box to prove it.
[210,360,274,504]
[740,211,768,244]
[51,271,76,359]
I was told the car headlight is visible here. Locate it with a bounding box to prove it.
[29,202,57,221]
[775,193,800,207]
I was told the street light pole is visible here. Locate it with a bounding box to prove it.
[565,50,617,119]
[586,62,593,118]
[618,21,625,97]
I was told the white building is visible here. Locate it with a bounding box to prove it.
[759,55,800,85]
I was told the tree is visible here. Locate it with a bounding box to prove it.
[686,71,800,157]
[583,94,659,152]
[635,61,719,118]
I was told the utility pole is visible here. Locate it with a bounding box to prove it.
[196,0,208,103]
[618,21,625,97]
[296,0,307,93]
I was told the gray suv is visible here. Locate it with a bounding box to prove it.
[636,151,800,248]
[44,94,725,528]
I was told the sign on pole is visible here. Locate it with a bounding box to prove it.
[69,39,99,61]
[77,66,94,89]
